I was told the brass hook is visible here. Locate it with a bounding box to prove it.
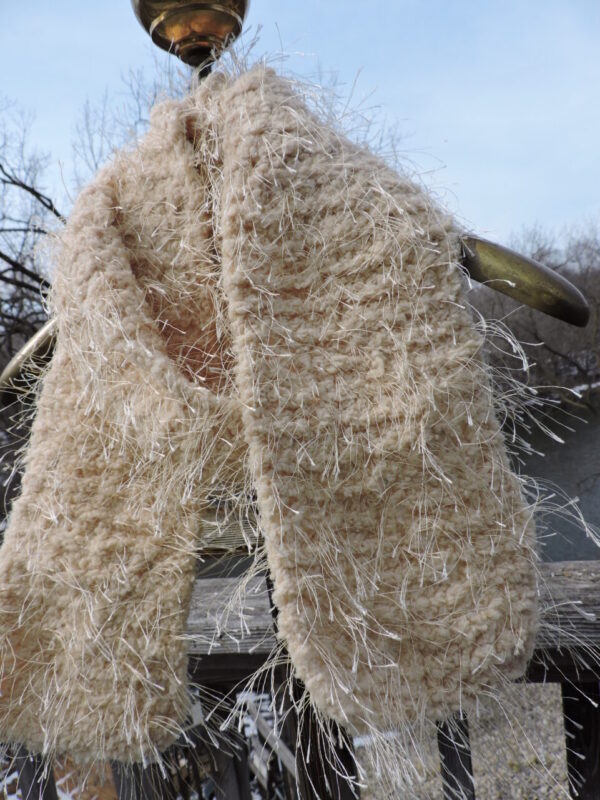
[461,236,589,328]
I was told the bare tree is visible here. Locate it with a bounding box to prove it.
[0,106,61,365]
[0,63,192,528]
[0,103,64,527]
[72,59,191,188]
[1,57,190,366]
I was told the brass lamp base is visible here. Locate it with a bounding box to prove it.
[131,1,248,67]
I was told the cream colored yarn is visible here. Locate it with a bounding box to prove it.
[0,66,537,767]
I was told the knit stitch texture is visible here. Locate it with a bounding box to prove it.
[0,66,538,766]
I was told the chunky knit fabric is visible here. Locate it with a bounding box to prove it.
[0,66,537,764]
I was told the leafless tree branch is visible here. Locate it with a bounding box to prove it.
[0,162,64,223]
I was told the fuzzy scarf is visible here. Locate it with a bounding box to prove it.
[0,67,537,764]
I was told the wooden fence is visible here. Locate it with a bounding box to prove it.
[9,560,600,800]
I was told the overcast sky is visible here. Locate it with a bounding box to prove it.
[4,1,600,244]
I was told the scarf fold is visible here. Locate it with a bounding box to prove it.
[0,66,537,763]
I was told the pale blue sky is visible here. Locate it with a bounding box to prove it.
[4,1,600,243]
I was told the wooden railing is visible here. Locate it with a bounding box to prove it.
[8,560,600,800]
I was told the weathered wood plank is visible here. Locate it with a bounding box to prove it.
[244,697,298,780]
[187,561,600,661]
[536,561,600,650]
[186,574,276,656]
[199,506,257,555]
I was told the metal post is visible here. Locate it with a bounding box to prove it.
[14,748,59,800]
[562,680,600,799]
[437,714,475,800]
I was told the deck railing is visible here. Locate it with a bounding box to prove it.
[8,560,600,799]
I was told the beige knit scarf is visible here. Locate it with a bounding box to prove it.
[0,66,537,767]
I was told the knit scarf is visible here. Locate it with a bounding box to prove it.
[0,66,537,765]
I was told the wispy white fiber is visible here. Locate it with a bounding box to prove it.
[0,55,596,798]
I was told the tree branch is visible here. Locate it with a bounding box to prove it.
[536,339,592,381]
[0,250,51,291]
[0,226,48,236]
[0,162,65,223]
[0,274,45,295]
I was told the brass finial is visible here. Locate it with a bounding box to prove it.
[462,236,590,328]
[131,1,249,68]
